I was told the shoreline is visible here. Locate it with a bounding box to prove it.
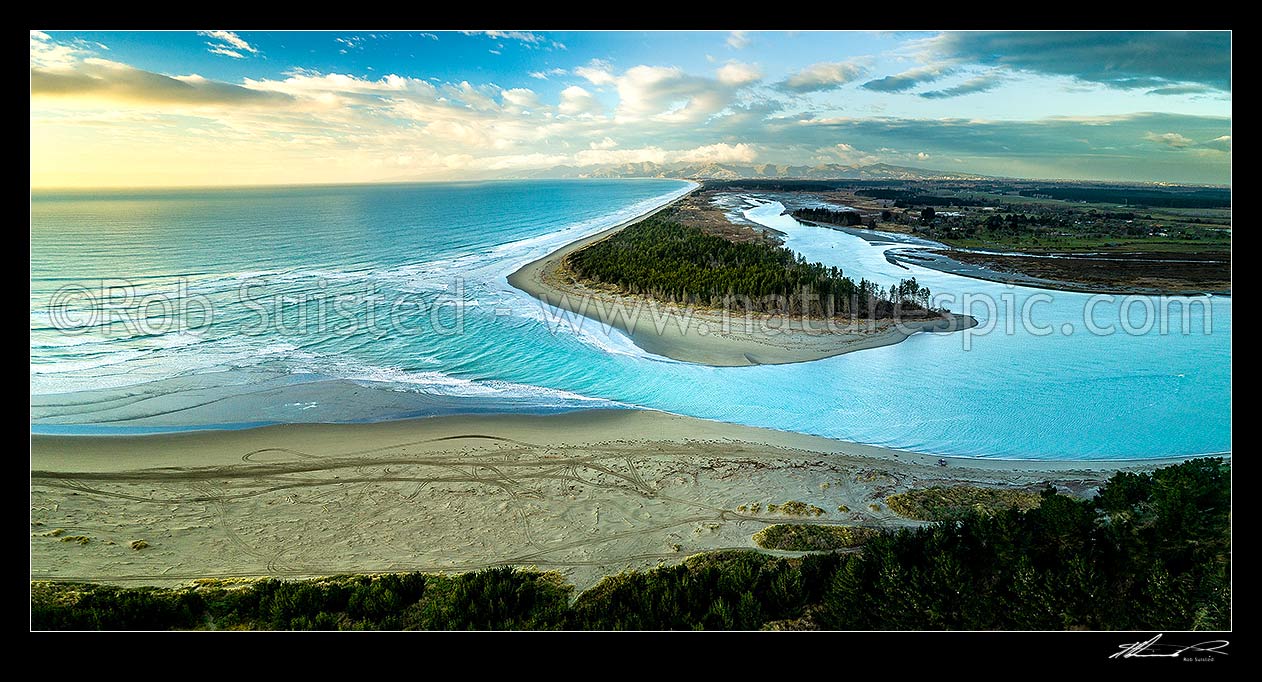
[31,409,1218,588]
[507,193,978,367]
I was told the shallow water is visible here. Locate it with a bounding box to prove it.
[30,181,1230,459]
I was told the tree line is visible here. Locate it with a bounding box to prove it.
[792,207,863,226]
[32,458,1228,630]
[566,217,933,318]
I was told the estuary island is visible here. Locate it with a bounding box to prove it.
[509,190,976,366]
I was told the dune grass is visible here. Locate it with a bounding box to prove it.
[885,485,1044,521]
[752,524,879,551]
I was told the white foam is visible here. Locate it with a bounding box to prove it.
[30,182,695,402]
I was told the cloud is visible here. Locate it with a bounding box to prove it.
[558,85,600,116]
[442,80,501,111]
[780,60,868,92]
[31,30,91,68]
[463,30,543,44]
[675,142,757,163]
[31,58,293,106]
[928,31,1231,91]
[244,70,428,96]
[919,71,1004,99]
[461,30,564,50]
[787,112,1229,183]
[917,151,931,160]
[613,65,734,123]
[1144,131,1195,148]
[208,47,247,59]
[818,142,880,165]
[29,32,1232,188]
[335,36,363,52]
[1147,83,1218,96]
[575,59,616,86]
[727,31,751,49]
[529,67,568,80]
[501,87,540,110]
[199,30,259,58]
[716,61,762,86]
[1201,135,1231,152]
[862,65,954,92]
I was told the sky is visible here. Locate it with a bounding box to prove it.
[30,30,1231,188]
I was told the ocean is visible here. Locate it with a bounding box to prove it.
[30,179,1230,459]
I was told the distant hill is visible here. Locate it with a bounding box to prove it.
[506,161,992,182]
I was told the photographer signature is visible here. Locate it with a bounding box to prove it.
[1111,634,1229,659]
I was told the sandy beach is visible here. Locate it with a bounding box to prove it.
[508,193,978,367]
[30,409,1203,591]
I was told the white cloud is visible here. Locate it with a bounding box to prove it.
[575,59,616,86]
[443,81,501,111]
[32,30,86,68]
[716,61,762,86]
[917,151,931,160]
[818,142,880,166]
[611,65,737,124]
[558,85,601,116]
[199,30,259,58]
[1203,135,1232,152]
[501,87,540,110]
[727,30,751,49]
[245,71,426,97]
[782,60,868,92]
[529,67,568,80]
[675,142,757,163]
[1144,131,1195,148]
[463,30,544,44]
[335,36,364,52]
[461,30,563,50]
[589,136,618,150]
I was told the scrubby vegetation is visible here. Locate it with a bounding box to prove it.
[885,485,1044,521]
[567,217,935,318]
[753,524,879,551]
[767,501,826,516]
[32,458,1229,631]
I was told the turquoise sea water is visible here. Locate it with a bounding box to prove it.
[30,180,1230,459]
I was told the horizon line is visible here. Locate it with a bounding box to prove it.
[30,173,1233,193]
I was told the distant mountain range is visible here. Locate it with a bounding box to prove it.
[505,162,993,182]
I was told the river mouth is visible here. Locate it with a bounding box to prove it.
[30,183,1230,460]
